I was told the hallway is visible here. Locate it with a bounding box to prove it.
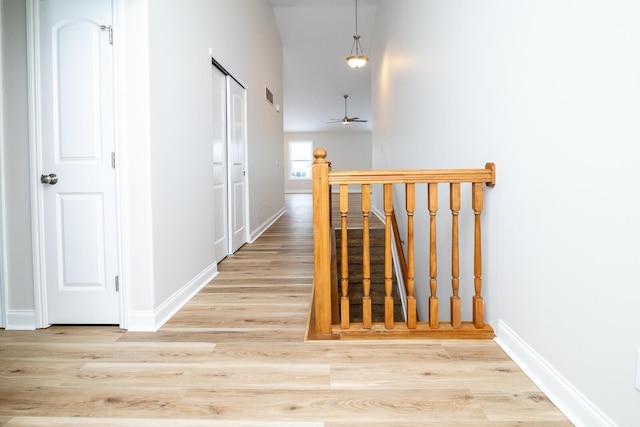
[0,194,570,425]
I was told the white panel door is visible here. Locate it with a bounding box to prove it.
[212,67,228,262]
[39,0,119,324]
[227,79,247,254]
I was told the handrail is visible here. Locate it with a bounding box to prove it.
[328,168,495,185]
[310,148,496,339]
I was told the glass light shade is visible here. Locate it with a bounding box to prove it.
[346,55,368,69]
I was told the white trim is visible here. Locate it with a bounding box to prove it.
[26,0,48,328]
[284,190,312,194]
[5,310,37,330]
[127,264,218,332]
[330,187,363,194]
[111,0,126,329]
[371,205,384,223]
[0,0,6,328]
[371,205,407,321]
[495,320,618,427]
[242,84,251,251]
[249,206,286,243]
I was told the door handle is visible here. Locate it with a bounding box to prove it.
[41,173,58,185]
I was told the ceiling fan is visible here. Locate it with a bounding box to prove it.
[327,94,368,125]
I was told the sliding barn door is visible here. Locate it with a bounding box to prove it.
[212,66,229,262]
[227,78,247,254]
[212,65,247,260]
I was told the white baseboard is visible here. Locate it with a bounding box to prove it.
[249,206,286,243]
[284,189,311,194]
[126,263,218,332]
[5,310,37,330]
[495,320,617,427]
[330,188,363,194]
[371,205,384,223]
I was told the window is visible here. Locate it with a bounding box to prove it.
[289,141,312,180]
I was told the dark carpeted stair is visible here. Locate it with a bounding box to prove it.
[335,228,404,323]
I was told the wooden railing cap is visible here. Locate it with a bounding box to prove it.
[485,162,496,187]
[314,148,327,163]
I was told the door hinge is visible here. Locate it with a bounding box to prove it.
[100,25,113,45]
[115,275,119,292]
[111,152,116,169]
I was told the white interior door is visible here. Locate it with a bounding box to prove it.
[212,66,228,262]
[39,0,120,324]
[227,78,247,254]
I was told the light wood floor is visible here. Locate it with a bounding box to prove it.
[0,194,571,426]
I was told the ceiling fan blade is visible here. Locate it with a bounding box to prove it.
[327,95,368,124]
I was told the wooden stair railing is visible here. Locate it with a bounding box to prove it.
[309,148,496,340]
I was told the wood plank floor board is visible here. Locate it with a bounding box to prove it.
[116,330,307,343]
[206,341,452,364]
[0,327,124,344]
[0,388,190,418]
[62,361,331,390]
[442,341,514,361]
[4,418,324,427]
[0,361,84,387]
[197,282,313,290]
[0,194,572,425]
[329,360,541,392]
[0,342,215,363]
[180,388,487,422]
[475,391,571,422]
[324,423,566,427]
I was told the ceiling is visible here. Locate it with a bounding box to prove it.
[268,0,378,133]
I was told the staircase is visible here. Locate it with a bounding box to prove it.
[335,227,404,324]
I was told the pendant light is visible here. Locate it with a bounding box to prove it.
[346,0,368,69]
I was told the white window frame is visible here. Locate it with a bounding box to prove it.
[288,140,312,180]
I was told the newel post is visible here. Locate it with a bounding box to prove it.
[312,148,332,335]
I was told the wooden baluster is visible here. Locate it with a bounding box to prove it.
[406,183,417,329]
[311,148,332,336]
[384,184,394,329]
[340,185,350,329]
[361,184,372,329]
[450,183,461,329]
[472,182,485,328]
[428,183,439,329]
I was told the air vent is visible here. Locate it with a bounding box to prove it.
[265,86,274,105]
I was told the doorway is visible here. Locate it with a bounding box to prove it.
[29,0,121,325]
[211,59,248,262]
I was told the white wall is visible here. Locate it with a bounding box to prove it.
[284,131,372,193]
[116,0,155,325]
[0,0,4,327]
[1,0,283,330]
[0,0,36,328]
[141,0,284,314]
[372,1,640,425]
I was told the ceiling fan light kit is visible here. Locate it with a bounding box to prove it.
[346,0,368,69]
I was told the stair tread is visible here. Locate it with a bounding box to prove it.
[335,228,403,324]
